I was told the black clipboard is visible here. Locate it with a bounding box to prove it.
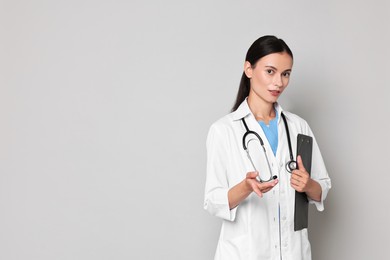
[294,134,313,231]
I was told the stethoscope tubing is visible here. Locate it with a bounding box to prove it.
[241,112,297,182]
[281,113,297,173]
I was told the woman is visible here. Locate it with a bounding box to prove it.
[204,35,331,260]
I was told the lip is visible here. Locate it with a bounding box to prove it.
[269,90,281,96]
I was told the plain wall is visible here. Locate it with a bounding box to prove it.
[1,0,389,259]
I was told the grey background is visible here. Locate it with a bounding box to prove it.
[1,0,389,259]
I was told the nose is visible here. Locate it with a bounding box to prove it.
[273,74,283,87]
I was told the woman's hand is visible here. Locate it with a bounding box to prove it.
[245,171,278,197]
[290,156,311,192]
[228,171,278,209]
[290,155,322,201]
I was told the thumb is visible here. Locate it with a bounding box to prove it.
[297,155,306,171]
[246,171,258,179]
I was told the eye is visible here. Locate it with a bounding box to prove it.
[266,69,274,75]
[282,71,291,77]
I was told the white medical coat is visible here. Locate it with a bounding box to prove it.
[204,99,331,260]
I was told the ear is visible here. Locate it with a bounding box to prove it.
[244,61,253,78]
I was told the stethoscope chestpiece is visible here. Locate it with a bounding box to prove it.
[286,160,297,173]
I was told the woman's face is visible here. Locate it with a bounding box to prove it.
[245,52,293,105]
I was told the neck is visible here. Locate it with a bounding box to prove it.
[247,96,275,123]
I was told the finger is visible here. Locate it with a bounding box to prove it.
[294,172,310,186]
[290,179,302,190]
[251,183,263,197]
[260,182,278,193]
[290,176,308,192]
[290,172,302,182]
[261,187,273,193]
[290,178,301,187]
[290,173,304,185]
[291,182,304,192]
[290,184,302,192]
[292,168,308,179]
[258,179,278,191]
[260,179,278,188]
[297,155,306,171]
[246,171,259,179]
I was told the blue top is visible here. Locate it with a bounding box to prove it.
[258,111,278,156]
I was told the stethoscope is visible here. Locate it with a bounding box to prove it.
[241,112,297,182]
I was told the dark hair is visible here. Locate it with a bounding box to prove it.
[231,35,293,112]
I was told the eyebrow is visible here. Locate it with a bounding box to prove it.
[265,65,292,72]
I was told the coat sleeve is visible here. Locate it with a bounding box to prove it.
[306,125,332,211]
[204,123,238,221]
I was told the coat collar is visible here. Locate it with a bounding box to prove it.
[231,98,284,122]
[231,98,252,121]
